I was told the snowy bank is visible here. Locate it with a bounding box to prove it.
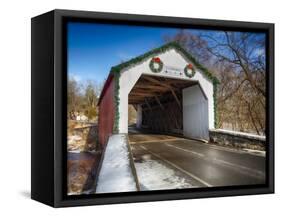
[96,134,138,193]
[209,128,265,151]
[135,159,195,190]
[210,129,265,141]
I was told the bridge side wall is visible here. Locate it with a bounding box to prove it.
[209,129,265,151]
[183,85,209,140]
[98,78,115,147]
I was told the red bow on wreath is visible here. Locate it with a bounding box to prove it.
[187,63,193,69]
[153,57,161,63]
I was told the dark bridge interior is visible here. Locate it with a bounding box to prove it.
[129,75,197,134]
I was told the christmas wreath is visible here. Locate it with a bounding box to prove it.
[184,63,196,78]
[149,57,163,73]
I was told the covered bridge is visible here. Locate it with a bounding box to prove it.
[97,42,219,146]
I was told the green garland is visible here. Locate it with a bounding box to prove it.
[213,80,219,128]
[113,71,120,133]
[110,42,219,84]
[109,41,220,131]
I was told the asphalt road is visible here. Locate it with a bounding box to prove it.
[129,133,266,188]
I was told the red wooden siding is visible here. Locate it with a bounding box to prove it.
[98,76,115,147]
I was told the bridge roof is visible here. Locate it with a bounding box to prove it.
[98,42,219,106]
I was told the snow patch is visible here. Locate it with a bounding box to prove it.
[211,129,265,140]
[96,134,137,193]
[242,148,266,157]
[68,135,82,144]
[135,159,195,190]
[68,150,82,153]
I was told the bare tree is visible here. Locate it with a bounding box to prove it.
[201,31,265,97]
[68,78,102,122]
[68,78,82,112]
[164,30,266,135]
[164,30,212,65]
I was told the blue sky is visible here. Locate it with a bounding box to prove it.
[67,22,179,83]
[67,22,266,84]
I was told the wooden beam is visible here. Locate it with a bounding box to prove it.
[129,95,145,98]
[133,84,168,90]
[142,76,171,89]
[143,76,181,109]
[129,102,142,105]
[165,79,192,85]
[130,90,160,95]
[171,90,181,108]
[154,96,164,110]
[129,100,144,105]
[129,92,157,97]
[144,98,152,111]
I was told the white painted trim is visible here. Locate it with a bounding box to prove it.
[118,47,215,133]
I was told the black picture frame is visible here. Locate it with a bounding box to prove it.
[31,9,274,207]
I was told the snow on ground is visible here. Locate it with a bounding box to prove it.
[134,157,195,190]
[68,135,82,145]
[96,134,137,193]
[242,148,266,157]
[211,129,265,140]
